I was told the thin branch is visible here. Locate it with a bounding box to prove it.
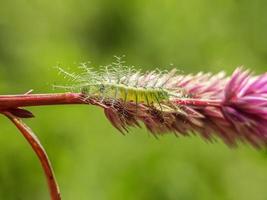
[171,98,221,107]
[0,93,85,109]
[0,92,222,110]
[3,111,61,200]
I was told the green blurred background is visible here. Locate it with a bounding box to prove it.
[0,0,267,199]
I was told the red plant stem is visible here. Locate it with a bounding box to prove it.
[0,93,85,109]
[0,93,222,109]
[3,111,61,200]
[172,98,222,107]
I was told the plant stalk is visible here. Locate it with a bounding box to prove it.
[3,111,61,200]
[0,93,85,109]
[0,93,222,109]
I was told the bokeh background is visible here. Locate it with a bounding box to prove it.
[0,0,267,199]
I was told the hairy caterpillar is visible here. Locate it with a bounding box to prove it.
[56,57,187,111]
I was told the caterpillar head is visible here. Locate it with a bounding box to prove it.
[81,83,115,99]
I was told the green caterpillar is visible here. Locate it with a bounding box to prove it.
[82,83,172,106]
[57,58,185,110]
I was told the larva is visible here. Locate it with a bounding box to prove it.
[56,58,186,111]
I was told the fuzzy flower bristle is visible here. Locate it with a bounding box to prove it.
[57,60,267,148]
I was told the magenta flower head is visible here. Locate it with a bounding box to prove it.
[222,68,267,147]
[56,60,267,148]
